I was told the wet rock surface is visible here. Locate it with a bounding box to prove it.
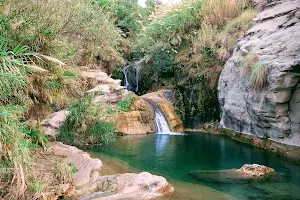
[218,0,300,147]
[143,90,184,133]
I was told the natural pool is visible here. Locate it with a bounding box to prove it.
[91,132,300,200]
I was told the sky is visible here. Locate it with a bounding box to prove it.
[138,0,182,7]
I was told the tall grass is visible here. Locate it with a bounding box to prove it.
[1,0,126,72]
[242,52,267,89]
[0,105,31,199]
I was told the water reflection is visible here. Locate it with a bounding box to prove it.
[155,134,170,157]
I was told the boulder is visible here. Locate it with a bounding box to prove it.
[48,142,102,188]
[237,164,275,178]
[41,110,69,139]
[218,0,300,147]
[190,164,279,184]
[81,70,134,103]
[78,172,174,200]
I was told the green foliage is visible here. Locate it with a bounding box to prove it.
[23,127,48,148]
[118,95,137,112]
[86,122,116,145]
[30,181,44,193]
[58,95,117,148]
[1,0,126,71]
[0,105,33,197]
[96,0,149,36]
[152,49,175,76]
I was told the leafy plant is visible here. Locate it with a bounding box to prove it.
[30,181,44,193]
[23,127,48,148]
[58,95,117,148]
[118,94,137,112]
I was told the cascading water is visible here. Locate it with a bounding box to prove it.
[143,98,171,134]
[122,61,141,92]
[154,107,171,133]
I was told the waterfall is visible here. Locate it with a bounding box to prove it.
[143,98,171,134]
[122,61,141,92]
[155,107,171,133]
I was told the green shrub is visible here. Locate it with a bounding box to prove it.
[96,0,149,36]
[118,95,137,112]
[152,49,175,76]
[58,95,117,148]
[23,127,48,148]
[86,122,116,146]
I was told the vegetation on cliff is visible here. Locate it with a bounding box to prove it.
[128,0,257,126]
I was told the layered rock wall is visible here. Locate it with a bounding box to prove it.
[218,0,300,146]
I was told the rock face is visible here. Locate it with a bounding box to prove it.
[143,90,184,132]
[218,0,300,147]
[81,70,133,103]
[116,98,156,135]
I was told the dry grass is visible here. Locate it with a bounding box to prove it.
[200,0,251,27]
[176,3,257,88]
[3,0,126,72]
[53,159,74,184]
[242,52,267,89]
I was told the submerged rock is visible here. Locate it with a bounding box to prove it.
[237,164,275,178]
[190,164,281,184]
[218,0,300,147]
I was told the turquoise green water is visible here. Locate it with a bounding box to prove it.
[93,133,300,200]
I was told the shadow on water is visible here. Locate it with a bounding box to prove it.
[92,133,300,200]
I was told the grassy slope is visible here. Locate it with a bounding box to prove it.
[0,0,140,198]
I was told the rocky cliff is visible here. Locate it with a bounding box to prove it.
[218,0,300,147]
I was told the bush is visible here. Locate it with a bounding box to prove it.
[118,94,138,112]
[58,95,117,148]
[96,0,149,36]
